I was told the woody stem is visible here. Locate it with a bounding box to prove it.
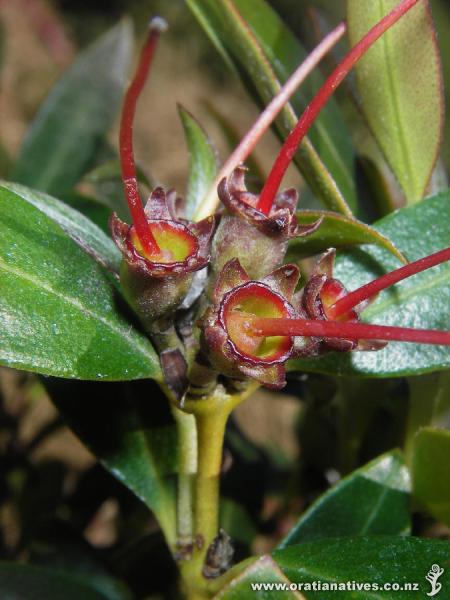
[247,317,450,346]
[257,0,420,215]
[328,247,450,319]
[120,18,167,254]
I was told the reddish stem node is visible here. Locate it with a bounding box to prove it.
[120,18,167,256]
[257,0,421,215]
[248,317,450,346]
[328,247,450,319]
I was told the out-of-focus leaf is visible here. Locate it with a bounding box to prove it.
[30,535,132,600]
[47,378,177,545]
[404,372,450,461]
[220,498,257,545]
[187,0,354,216]
[287,210,405,262]
[0,141,12,178]
[412,426,450,526]
[83,159,152,221]
[62,192,111,234]
[0,562,126,600]
[178,105,218,219]
[347,0,444,203]
[272,537,450,598]
[288,191,450,377]
[278,451,410,548]
[0,186,161,381]
[12,21,133,196]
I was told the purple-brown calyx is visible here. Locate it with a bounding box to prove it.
[201,259,300,388]
[111,187,215,277]
[217,166,322,238]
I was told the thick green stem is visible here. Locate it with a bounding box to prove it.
[180,382,259,599]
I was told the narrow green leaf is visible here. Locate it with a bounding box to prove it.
[347,0,444,203]
[287,210,405,263]
[187,0,354,215]
[0,186,161,381]
[12,21,133,196]
[412,426,450,526]
[47,378,177,545]
[0,562,123,600]
[278,451,410,548]
[178,106,218,219]
[273,537,450,598]
[215,556,302,599]
[288,191,450,376]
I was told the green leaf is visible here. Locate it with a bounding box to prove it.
[0,185,161,381]
[289,191,450,377]
[0,562,126,600]
[12,21,133,196]
[287,210,406,263]
[215,556,301,599]
[187,0,354,216]
[47,378,177,545]
[178,106,218,220]
[278,451,410,548]
[272,537,450,598]
[412,426,450,526]
[347,0,444,203]
[2,182,120,272]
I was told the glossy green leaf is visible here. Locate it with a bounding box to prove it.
[215,556,302,599]
[178,106,218,219]
[287,210,405,263]
[289,191,450,377]
[187,0,354,216]
[0,562,127,600]
[0,186,161,381]
[47,378,177,545]
[272,537,450,598]
[412,426,450,526]
[278,451,410,548]
[12,21,132,196]
[2,182,120,272]
[347,0,444,203]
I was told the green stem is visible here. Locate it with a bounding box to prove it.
[171,406,198,545]
[180,382,259,598]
